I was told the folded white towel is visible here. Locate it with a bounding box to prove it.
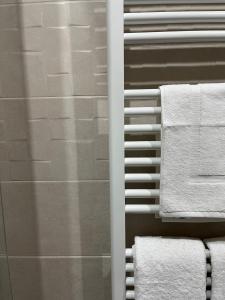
[205,237,225,300]
[160,83,225,220]
[133,236,206,300]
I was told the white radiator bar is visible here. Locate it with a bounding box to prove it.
[126,291,135,299]
[126,263,134,272]
[125,107,161,115]
[126,248,133,258]
[125,204,160,214]
[125,124,161,132]
[124,89,160,99]
[125,157,161,166]
[126,277,135,286]
[124,30,225,44]
[125,173,160,182]
[125,189,160,198]
[125,141,161,149]
[124,11,225,24]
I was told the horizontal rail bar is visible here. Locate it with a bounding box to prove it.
[126,248,133,258]
[125,204,160,214]
[125,0,225,4]
[125,173,160,182]
[126,263,134,272]
[126,277,135,286]
[124,89,160,99]
[124,124,161,132]
[124,11,225,25]
[125,141,161,149]
[125,157,161,166]
[124,31,225,44]
[124,107,161,115]
[125,189,160,198]
[126,291,135,300]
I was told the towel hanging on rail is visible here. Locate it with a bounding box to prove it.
[160,83,225,221]
[133,236,207,300]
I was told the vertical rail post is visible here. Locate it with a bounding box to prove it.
[107,0,125,299]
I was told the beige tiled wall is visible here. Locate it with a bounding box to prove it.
[2,1,225,299]
[0,1,110,300]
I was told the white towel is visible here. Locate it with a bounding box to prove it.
[205,237,225,300]
[160,83,225,220]
[133,236,206,300]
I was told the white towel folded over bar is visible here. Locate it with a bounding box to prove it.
[133,237,206,300]
[160,83,225,220]
[205,237,225,300]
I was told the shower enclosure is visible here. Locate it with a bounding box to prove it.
[0,197,12,299]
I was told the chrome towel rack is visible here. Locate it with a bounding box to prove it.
[107,1,225,299]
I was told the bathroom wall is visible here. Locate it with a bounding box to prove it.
[1,1,225,300]
[0,1,110,300]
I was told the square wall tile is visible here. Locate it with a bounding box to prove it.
[2,181,110,256]
[9,257,111,300]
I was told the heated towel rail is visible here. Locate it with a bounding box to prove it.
[107,1,225,299]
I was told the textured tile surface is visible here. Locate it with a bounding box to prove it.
[0,1,107,98]
[3,1,225,299]
[0,256,12,300]
[9,257,111,300]
[0,97,109,181]
[2,181,110,256]
[0,1,110,299]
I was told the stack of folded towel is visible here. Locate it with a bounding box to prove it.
[160,83,225,221]
[133,236,225,300]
